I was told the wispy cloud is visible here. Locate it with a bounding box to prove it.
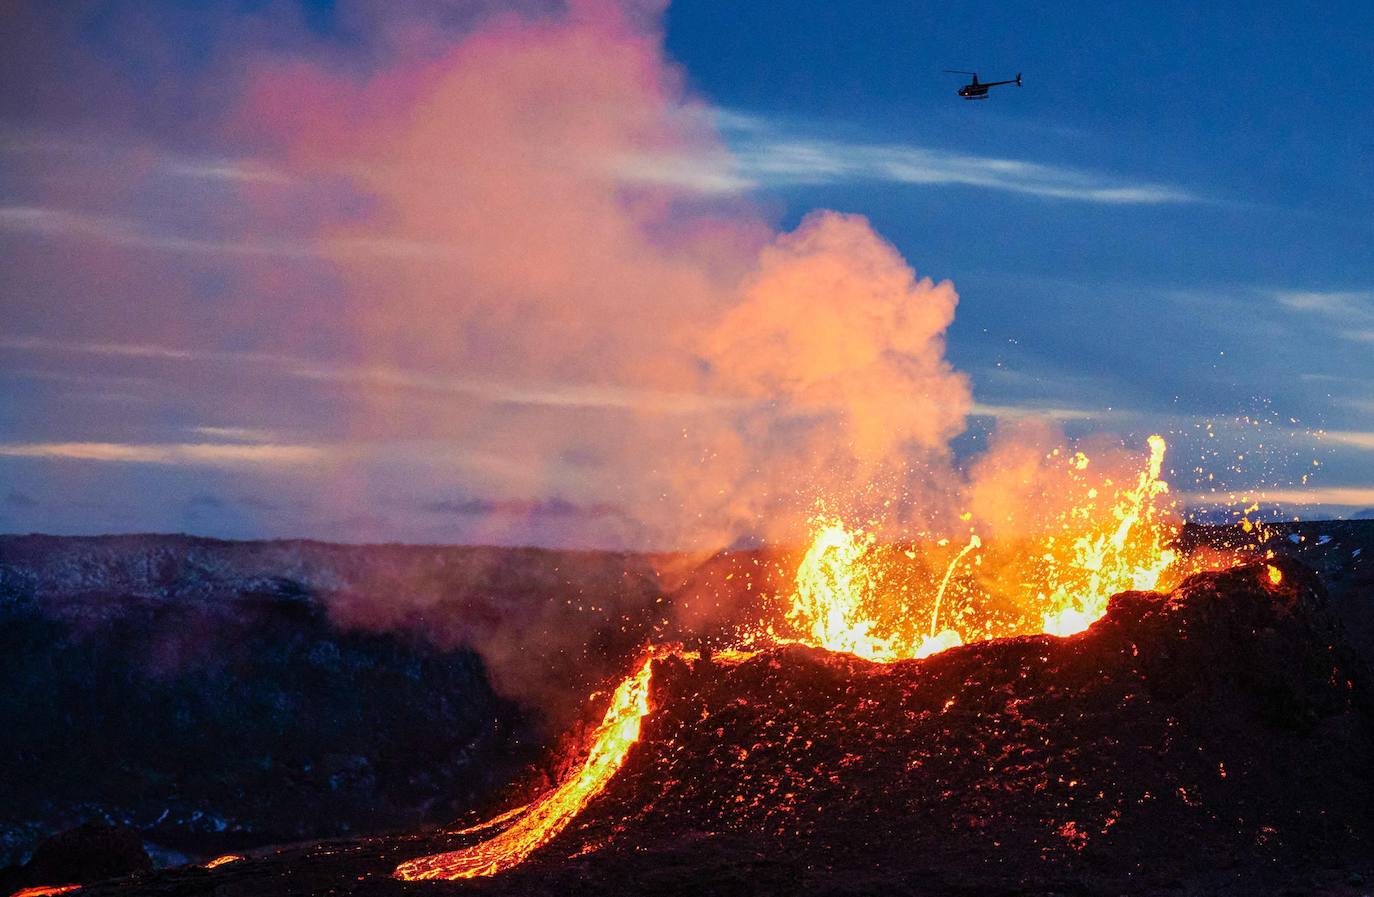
[1,335,202,361]
[0,205,317,258]
[2,128,293,185]
[1273,289,1373,315]
[621,114,1197,205]
[970,402,1117,422]
[289,363,742,414]
[0,335,740,415]
[1324,430,1374,451]
[1270,289,1374,345]
[188,425,282,443]
[164,159,292,185]
[614,151,753,194]
[748,141,1194,203]
[0,441,328,467]
[0,205,437,259]
[1186,486,1374,508]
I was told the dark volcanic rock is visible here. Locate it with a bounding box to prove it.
[0,542,543,868]
[28,824,151,882]
[0,534,677,868]
[74,558,1374,896]
[1180,519,1374,668]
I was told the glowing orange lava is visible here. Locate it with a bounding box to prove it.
[784,436,1211,656]
[1039,434,1178,636]
[446,802,531,837]
[204,853,245,868]
[783,517,971,661]
[9,886,81,897]
[394,656,654,880]
[785,516,909,662]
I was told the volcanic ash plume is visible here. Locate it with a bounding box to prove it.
[225,0,1217,709]
[699,210,971,543]
[236,0,974,555]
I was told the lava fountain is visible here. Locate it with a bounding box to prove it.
[780,434,1206,659]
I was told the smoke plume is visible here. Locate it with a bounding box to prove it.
[230,0,974,552]
[2,0,1179,709]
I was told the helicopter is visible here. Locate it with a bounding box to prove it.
[944,70,1021,100]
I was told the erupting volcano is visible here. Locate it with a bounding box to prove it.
[389,437,1328,885]
[6,4,1370,896]
[363,556,1374,897]
[12,456,1374,897]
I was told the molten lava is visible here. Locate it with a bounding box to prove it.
[1039,434,1177,636]
[203,854,244,869]
[783,435,1209,657]
[394,656,654,880]
[783,518,971,661]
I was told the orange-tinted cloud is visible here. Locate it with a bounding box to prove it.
[228,1,977,549]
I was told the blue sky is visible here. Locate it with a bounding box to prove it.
[680,0,1374,513]
[1,0,1371,543]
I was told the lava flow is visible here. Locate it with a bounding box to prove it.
[394,656,654,880]
[395,436,1236,881]
[202,855,243,869]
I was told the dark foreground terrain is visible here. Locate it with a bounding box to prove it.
[15,556,1374,896]
[2,523,1373,895]
[0,535,674,869]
